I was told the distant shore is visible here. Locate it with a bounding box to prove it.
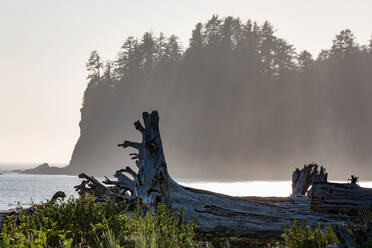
[1,162,70,176]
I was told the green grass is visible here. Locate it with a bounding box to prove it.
[282,218,339,248]
[0,195,196,248]
[1,196,344,248]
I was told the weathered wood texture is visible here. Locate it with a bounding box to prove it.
[75,173,115,201]
[311,182,372,215]
[292,163,328,196]
[76,111,356,243]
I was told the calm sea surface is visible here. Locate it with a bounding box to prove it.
[1,174,372,211]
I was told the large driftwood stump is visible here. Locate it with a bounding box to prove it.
[116,111,171,208]
[76,111,356,242]
[291,163,328,196]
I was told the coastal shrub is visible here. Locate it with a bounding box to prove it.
[95,204,197,248]
[0,195,197,248]
[283,218,338,248]
[348,210,372,247]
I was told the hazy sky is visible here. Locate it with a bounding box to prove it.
[0,0,371,166]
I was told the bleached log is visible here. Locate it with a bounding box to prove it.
[311,182,372,215]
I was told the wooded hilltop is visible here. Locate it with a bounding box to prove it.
[39,15,372,180]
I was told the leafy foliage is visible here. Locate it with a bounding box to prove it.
[0,196,197,248]
[283,218,338,248]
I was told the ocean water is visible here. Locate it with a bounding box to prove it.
[1,174,371,211]
[0,174,81,210]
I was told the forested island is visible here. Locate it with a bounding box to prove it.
[24,15,367,180]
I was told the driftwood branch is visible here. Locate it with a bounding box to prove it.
[104,170,135,194]
[134,120,145,134]
[118,141,141,150]
[75,173,114,201]
[50,191,66,203]
[348,175,359,184]
[121,166,137,178]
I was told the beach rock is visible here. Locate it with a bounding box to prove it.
[20,162,66,175]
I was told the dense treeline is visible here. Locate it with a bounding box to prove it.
[67,16,372,180]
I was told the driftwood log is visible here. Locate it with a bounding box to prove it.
[75,110,362,244]
[311,182,372,215]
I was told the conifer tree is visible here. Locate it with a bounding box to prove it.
[86,50,103,79]
[317,49,330,62]
[190,23,204,49]
[142,32,156,75]
[259,21,276,77]
[205,15,222,45]
[165,35,182,63]
[221,16,234,49]
[116,37,142,79]
[274,38,296,75]
[298,50,314,72]
[331,29,358,57]
[103,61,113,81]
[156,32,167,64]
